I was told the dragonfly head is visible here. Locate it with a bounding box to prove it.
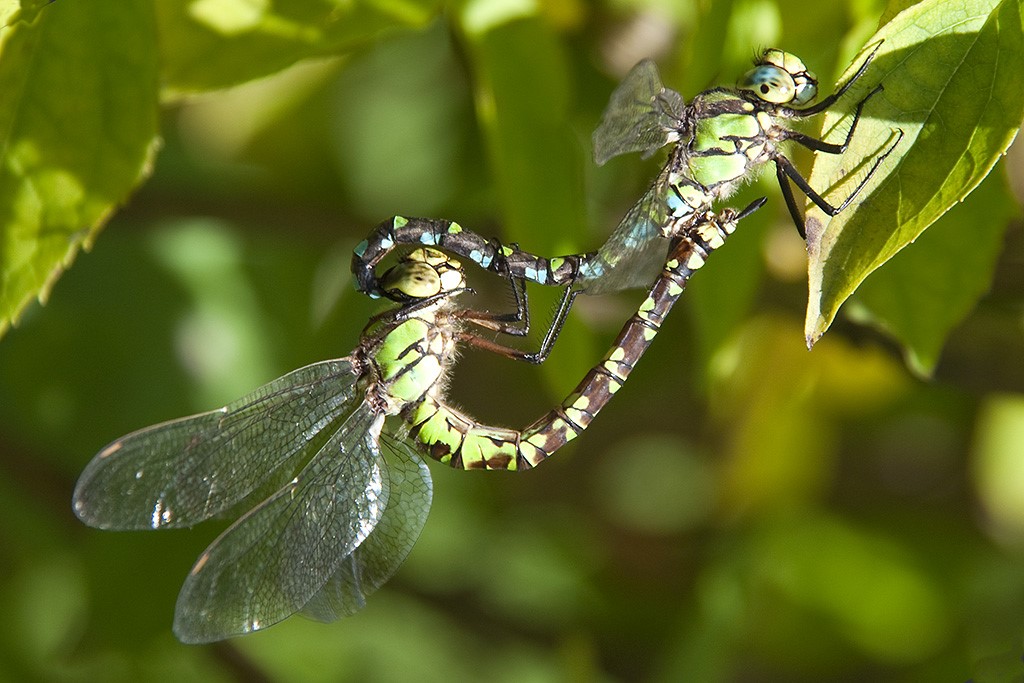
[378,247,466,303]
[738,49,818,106]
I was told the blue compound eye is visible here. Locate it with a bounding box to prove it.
[790,76,818,106]
[738,64,796,104]
[740,50,820,106]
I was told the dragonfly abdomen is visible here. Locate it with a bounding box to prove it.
[404,398,539,470]
[518,224,722,466]
[405,206,747,473]
[354,216,587,298]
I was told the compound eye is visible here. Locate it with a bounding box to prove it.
[791,76,818,106]
[437,265,466,293]
[738,64,796,104]
[380,262,441,300]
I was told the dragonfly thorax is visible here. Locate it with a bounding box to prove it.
[737,49,818,107]
[367,248,465,412]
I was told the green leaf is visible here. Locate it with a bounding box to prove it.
[0,0,55,28]
[878,0,921,28]
[156,0,442,93]
[803,0,1024,345]
[847,168,1016,376]
[0,0,160,337]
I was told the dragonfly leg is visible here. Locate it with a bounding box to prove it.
[459,286,578,364]
[464,196,770,363]
[774,126,903,239]
[363,287,470,337]
[456,331,544,363]
[785,84,884,155]
[461,247,533,338]
[523,287,579,364]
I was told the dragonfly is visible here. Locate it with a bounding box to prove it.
[72,197,759,643]
[352,44,900,358]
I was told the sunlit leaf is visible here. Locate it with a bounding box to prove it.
[0,0,159,336]
[0,0,55,28]
[156,0,443,93]
[804,0,1024,345]
[847,169,1016,376]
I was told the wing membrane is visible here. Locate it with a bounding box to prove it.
[73,359,360,530]
[593,59,685,165]
[301,422,433,622]
[172,402,387,644]
[578,165,674,294]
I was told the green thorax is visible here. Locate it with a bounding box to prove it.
[370,310,456,409]
[363,247,466,413]
[680,88,776,193]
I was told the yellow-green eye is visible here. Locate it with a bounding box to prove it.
[379,247,466,300]
[738,64,797,104]
[739,49,819,106]
[380,262,442,299]
[436,264,465,292]
[790,76,818,106]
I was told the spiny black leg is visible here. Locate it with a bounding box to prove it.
[460,285,578,365]
[459,250,579,363]
[778,177,807,239]
[786,84,884,155]
[776,155,845,215]
[775,126,904,231]
[775,164,811,239]
[521,287,580,364]
[467,250,533,338]
[496,198,770,363]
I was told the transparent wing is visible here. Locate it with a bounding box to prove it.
[578,165,674,294]
[72,359,360,530]
[301,422,433,622]
[593,59,685,165]
[172,402,388,644]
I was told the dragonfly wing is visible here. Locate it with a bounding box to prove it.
[73,359,360,530]
[301,422,433,622]
[578,168,673,294]
[172,402,388,644]
[593,59,685,165]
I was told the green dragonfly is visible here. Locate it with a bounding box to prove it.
[72,198,759,643]
[352,44,899,357]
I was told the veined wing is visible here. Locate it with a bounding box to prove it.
[593,59,685,166]
[173,402,388,644]
[301,420,433,622]
[73,359,360,530]
[577,164,674,294]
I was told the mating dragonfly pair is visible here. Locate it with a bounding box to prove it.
[73,45,899,643]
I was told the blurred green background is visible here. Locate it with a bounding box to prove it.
[2,0,1024,680]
